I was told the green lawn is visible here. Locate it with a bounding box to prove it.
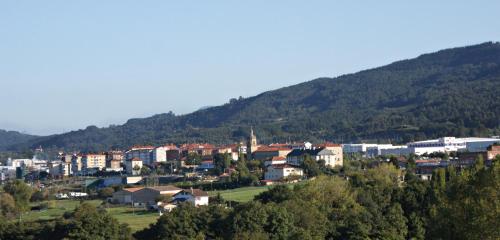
[22,199,102,221]
[209,186,271,202]
[106,207,159,232]
[20,185,289,232]
[22,199,158,233]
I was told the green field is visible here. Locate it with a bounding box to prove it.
[22,200,158,233]
[21,185,277,232]
[22,199,102,221]
[209,186,271,202]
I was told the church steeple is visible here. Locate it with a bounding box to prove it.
[247,127,257,159]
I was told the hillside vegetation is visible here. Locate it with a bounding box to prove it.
[8,42,500,151]
[0,130,37,150]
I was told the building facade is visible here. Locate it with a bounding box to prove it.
[264,164,303,181]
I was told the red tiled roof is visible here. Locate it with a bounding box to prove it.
[269,143,291,148]
[180,143,215,149]
[130,145,155,150]
[123,187,144,192]
[255,147,291,152]
[271,156,286,161]
[149,185,182,192]
[175,188,208,197]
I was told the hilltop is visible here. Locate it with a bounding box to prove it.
[8,42,500,151]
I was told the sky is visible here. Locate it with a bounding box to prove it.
[1,1,499,136]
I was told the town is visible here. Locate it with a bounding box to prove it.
[1,129,498,217]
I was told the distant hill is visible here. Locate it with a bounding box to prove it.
[10,42,500,151]
[0,129,38,150]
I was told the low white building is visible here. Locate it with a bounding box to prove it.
[172,189,209,206]
[463,137,500,152]
[265,164,303,181]
[380,146,411,156]
[407,137,500,155]
[342,144,380,154]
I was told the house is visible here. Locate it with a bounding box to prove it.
[112,185,182,207]
[487,145,500,160]
[286,148,323,166]
[253,147,292,160]
[180,143,215,157]
[264,156,286,167]
[126,157,143,175]
[315,143,343,166]
[264,164,303,181]
[172,188,209,206]
[316,149,342,167]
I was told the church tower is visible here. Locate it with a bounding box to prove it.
[247,127,257,159]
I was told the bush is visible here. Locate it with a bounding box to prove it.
[98,187,115,199]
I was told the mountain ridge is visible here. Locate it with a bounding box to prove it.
[0,129,38,150]
[6,42,500,151]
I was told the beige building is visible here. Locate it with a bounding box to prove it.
[82,153,106,171]
[315,143,343,167]
[253,147,292,160]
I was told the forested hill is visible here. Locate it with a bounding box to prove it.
[0,130,37,150]
[10,42,500,151]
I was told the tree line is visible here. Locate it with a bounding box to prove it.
[1,155,498,239]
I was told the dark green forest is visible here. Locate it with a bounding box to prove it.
[5,42,500,151]
[0,130,37,150]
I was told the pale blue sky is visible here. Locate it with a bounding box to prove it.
[1,1,499,135]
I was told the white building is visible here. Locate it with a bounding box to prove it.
[407,137,500,155]
[152,146,168,163]
[172,189,209,206]
[342,144,380,154]
[343,137,500,156]
[380,146,411,156]
[463,137,500,152]
[125,158,143,175]
[264,156,287,167]
[265,164,303,181]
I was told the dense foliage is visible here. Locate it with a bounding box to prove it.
[6,42,500,151]
[134,157,500,240]
[0,130,37,150]
[0,203,132,240]
[0,156,498,239]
